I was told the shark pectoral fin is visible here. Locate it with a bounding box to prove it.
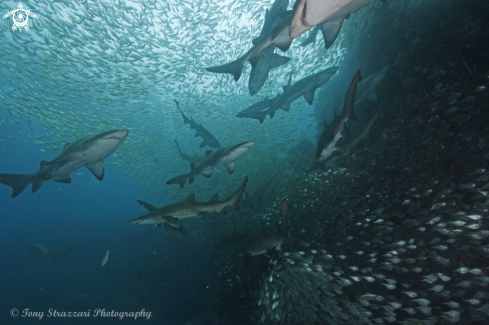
[85,160,105,181]
[163,216,180,227]
[39,160,49,169]
[189,176,196,184]
[137,200,157,212]
[270,54,290,69]
[273,37,293,52]
[320,19,345,49]
[224,162,235,174]
[166,174,188,189]
[0,173,31,198]
[248,53,261,68]
[216,206,227,215]
[273,26,293,52]
[31,177,46,193]
[303,90,316,105]
[201,170,213,178]
[199,141,207,148]
[281,103,291,111]
[367,91,378,101]
[209,193,219,202]
[205,55,247,82]
[52,174,71,183]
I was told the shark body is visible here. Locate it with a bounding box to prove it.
[205,13,293,82]
[131,177,248,225]
[240,199,289,266]
[268,66,339,118]
[175,100,221,149]
[316,70,361,163]
[0,129,128,197]
[166,141,254,189]
[136,200,187,236]
[289,0,374,48]
[248,0,291,95]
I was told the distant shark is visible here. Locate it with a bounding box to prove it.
[174,139,204,164]
[268,66,339,118]
[131,176,248,225]
[0,129,129,198]
[166,141,254,189]
[248,0,291,95]
[324,107,382,167]
[27,243,80,260]
[315,70,361,162]
[136,200,188,236]
[237,71,294,123]
[240,199,289,267]
[289,0,374,48]
[174,100,221,149]
[205,13,293,82]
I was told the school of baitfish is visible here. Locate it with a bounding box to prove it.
[1,0,489,324]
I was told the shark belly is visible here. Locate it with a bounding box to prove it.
[319,132,343,161]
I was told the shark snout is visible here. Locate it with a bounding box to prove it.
[240,141,255,149]
[105,129,129,143]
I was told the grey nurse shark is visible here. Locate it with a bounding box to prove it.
[316,70,361,163]
[131,176,248,226]
[267,66,339,118]
[0,129,129,197]
[240,199,290,267]
[136,200,188,236]
[237,70,294,123]
[166,141,254,189]
[174,100,221,149]
[289,0,375,48]
[248,0,291,95]
[205,13,294,82]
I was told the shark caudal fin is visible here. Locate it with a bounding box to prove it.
[166,174,189,189]
[206,56,248,82]
[0,173,32,198]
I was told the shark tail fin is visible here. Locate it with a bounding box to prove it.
[0,173,31,198]
[206,56,247,82]
[166,174,188,189]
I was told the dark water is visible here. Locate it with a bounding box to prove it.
[1,0,489,324]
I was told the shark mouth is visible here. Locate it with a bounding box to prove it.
[300,1,312,28]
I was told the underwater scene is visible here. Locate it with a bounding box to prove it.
[1,0,489,324]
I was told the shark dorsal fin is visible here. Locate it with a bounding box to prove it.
[205,150,213,158]
[184,193,196,202]
[190,163,197,170]
[40,160,49,169]
[63,142,71,149]
[209,193,219,202]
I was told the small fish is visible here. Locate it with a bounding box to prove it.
[101,249,109,266]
